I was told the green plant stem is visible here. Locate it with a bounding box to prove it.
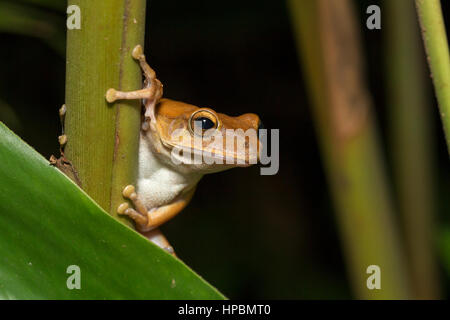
[65,0,146,227]
[385,0,439,299]
[415,0,450,154]
[288,0,411,299]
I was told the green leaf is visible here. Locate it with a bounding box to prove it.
[0,122,225,299]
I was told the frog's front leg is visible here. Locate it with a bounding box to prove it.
[105,45,162,128]
[117,185,195,254]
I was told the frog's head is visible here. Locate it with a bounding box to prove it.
[146,98,262,173]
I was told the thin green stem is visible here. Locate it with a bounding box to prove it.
[65,0,146,227]
[288,0,411,299]
[415,0,450,154]
[385,0,439,299]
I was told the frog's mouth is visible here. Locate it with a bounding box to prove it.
[160,137,260,167]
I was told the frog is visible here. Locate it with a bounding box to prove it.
[105,45,262,255]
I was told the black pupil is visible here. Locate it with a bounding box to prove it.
[195,117,215,130]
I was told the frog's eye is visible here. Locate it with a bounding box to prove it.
[189,109,219,135]
[195,117,215,130]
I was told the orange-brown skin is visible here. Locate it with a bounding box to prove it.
[106,45,261,256]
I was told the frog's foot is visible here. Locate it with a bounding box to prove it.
[117,185,176,256]
[131,45,160,90]
[105,45,163,130]
[49,104,83,188]
[140,229,176,256]
[117,185,151,228]
[131,45,163,127]
[58,104,67,152]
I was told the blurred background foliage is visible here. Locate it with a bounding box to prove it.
[0,0,449,299]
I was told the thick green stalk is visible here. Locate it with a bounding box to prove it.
[385,0,439,299]
[288,0,411,299]
[415,0,450,154]
[65,1,146,226]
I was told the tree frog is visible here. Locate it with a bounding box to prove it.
[105,45,262,255]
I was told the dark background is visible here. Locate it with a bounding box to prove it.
[0,0,449,299]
